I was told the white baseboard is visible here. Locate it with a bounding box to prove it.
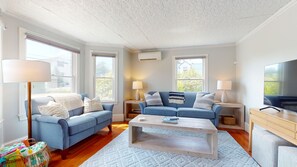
[4,136,27,146]
[245,122,249,132]
[113,114,124,122]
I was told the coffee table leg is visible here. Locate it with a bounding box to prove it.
[207,133,218,159]
[129,125,142,146]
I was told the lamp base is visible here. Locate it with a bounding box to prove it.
[221,90,228,103]
[135,89,140,101]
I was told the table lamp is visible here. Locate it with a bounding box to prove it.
[2,59,51,139]
[217,80,232,103]
[132,81,143,101]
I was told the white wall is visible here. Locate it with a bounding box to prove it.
[236,1,297,127]
[1,14,85,143]
[131,45,237,101]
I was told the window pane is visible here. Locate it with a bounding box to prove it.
[26,39,75,94]
[95,56,116,102]
[264,81,280,95]
[176,59,203,79]
[177,79,203,92]
[95,78,114,101]
[32,76,72,94]
[27,39,73,76]
[96,57,113,77]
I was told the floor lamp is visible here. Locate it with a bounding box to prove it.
[2,60,50,139]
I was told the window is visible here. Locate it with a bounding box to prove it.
[25,34,79,94]
[264,64,283,95]
[173,56,207,92]
[94,54,117,102]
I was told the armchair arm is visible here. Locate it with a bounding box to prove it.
[35,115,69,149]
[139,102,147,114]
[103,104,114,111]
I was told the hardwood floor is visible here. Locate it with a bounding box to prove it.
[49,122,250,167]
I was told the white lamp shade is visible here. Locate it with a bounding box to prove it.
[217,80,232,90]
[132,81,143,90]
[2,59,51,83]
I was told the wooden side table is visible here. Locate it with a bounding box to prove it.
[124,100,144,121]
[216,102,245,130]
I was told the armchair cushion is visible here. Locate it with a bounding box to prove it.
[67,116,96,135]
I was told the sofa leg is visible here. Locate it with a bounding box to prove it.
[61,149,68,160]
[108,124,112,132]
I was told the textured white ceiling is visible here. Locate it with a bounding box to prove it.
[2,0,292,49]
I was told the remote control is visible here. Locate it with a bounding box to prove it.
[169,117,179,120]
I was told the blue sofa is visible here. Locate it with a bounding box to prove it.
[25,94,113,159]
[139,92,222,126]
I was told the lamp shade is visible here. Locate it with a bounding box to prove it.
[132,81,143,90]
[2,59,51,83]
[217,80,232,90]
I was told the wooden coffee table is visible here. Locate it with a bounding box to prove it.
[129,114,218,159]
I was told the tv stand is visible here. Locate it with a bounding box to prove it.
[259,106,282,112]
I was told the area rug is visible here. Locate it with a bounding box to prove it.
[81,128,259,167]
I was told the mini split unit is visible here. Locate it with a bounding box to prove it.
[138,51,162,61]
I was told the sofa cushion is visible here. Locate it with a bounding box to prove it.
[67,116,96,135]
[144,106,177,116]
[83,110,112,124]
[38,101,69,119]
[177,107,215,119]
[193,93,215,110]
[83,96,103,113]
[144,92,163,106]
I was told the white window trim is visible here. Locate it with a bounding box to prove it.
[90,50,119,103]
[18,27,80,121]
[172,54,209,92]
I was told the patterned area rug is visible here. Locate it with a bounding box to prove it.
[81,128,259,167]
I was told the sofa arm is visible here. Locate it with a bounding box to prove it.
[212,104,222,117]
[35,115,69,149]
[212,104,222,127]
[139,102,146,114]
[103,104,114,111]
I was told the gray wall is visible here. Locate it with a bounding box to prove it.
[1,14,85,143]
[131,45,237,101]
[236,2,297,128]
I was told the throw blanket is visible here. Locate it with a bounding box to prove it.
[49,93,83,111]
[168,91,185,104]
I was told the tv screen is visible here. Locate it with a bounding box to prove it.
[264,59,297,112]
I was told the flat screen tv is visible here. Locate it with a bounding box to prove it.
[264,59,297,112]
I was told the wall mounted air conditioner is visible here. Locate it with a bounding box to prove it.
[138,51,161,61]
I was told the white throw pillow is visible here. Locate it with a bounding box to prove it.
[84,96,103,113]
[144,92,163,106]
[38,101,69,119]
[193,92,215,110]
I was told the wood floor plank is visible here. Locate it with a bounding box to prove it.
[49,122,249,166]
